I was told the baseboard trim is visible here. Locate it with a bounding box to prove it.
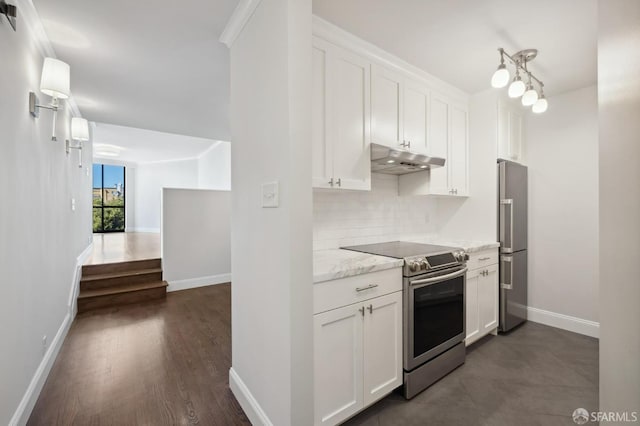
[9,313,72,426]
[527,306,600,338]
[229,367,273,426]
[167,273,232,292]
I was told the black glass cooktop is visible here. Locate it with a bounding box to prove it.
[341,241,459,259]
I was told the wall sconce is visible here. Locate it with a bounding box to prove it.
[29,57,71,141]
[0,1,17,31]
[66,117,89,168]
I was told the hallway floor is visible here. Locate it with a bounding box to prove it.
[86,232,161,265]
[28,284,249,426]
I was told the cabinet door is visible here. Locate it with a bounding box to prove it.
[508,110,523,161]
[449,104,468,196]
[371,64,403,149]
[403,78,430,154]
[465,268,480,345]
[479,264,499,334]
[497,101,524,163]
[330,47,371,191]
[363,291,403,407]
[429,94,450,195]
[314,304,364,426]
[312,38,333,189]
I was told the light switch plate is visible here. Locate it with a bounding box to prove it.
[71,198,76,211]
[262,181,279,208]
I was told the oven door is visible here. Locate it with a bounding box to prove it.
[404,267,467,371]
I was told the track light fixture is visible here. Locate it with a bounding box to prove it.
[491,48,548,113]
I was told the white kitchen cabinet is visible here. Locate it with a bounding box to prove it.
[465,249,499,346]
[399,96,468,197]
[371,65,430,154]
[363,291,403,406]
[312,37,371,191]
[313,270,403,426]
[498,100,524,163]
[314,302,364,426]
[371,64,404,149]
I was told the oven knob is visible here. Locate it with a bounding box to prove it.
[419,260,428,270]
[409,261,419,272]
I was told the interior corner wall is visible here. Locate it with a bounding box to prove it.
[598,0,640,414]
[0,15,93,425]
[229,0,313,424]
[198,141,231,190]
[525,85,599,325]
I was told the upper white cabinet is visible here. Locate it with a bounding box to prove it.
[498,100,524,163]
[399,96,469,197]
[371,65,430,154]
[312,37,371,191]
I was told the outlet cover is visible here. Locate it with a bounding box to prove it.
[262,181,279,208]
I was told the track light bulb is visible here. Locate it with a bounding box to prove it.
[491,64,510,88]
[521,84,539,106]
[508,76,526,98]
[532,96,548,113]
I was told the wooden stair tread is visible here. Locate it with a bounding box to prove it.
[79,281,168,299]
[80,267,163,282]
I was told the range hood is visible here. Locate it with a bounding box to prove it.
[370,143,445,175]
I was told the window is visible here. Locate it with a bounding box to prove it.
[93,164,125,233]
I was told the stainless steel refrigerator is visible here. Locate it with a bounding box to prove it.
[498,159,528,332]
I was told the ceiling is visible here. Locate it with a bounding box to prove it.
[92,122,219,164]
[313,0,597,96]
[34,0,238,141]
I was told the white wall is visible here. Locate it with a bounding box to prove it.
[313,173,438,249]
[525,86,600,328]
[162,188,231,289]
[437,89,499,242]
[198,141,231,190]
[228,0,313,424]
[598,0,640,415]
[0,9,93,424]
[130,159,199,232]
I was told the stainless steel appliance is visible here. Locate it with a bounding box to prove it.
[342,241,468,399]
[498,160,528,332]
[370,143,445,175]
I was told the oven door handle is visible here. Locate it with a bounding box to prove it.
[409,267,468,287]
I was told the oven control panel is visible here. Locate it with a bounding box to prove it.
[405,250,467,276]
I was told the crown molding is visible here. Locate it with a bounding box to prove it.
[219,0,262,48]
[16,0,82,118]
[312,15,469,103]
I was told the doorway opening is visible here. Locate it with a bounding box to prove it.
[93,164,125,233]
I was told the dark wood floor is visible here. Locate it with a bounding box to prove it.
[28,284,250,426]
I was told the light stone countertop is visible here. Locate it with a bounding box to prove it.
[402,236,500,253]
[313,249,403,283]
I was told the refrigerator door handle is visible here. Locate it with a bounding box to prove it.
[500,255,513,289]
[500,199,513,253]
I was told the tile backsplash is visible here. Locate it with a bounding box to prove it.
[313,173,438,250]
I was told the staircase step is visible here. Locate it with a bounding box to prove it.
[77,281,168,313]
[80,268,163,291]
[82,258,161,276]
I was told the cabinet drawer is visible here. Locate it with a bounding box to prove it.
[467,248,499,271]
[314,268,402,314]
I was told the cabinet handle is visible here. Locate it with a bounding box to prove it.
[479,257,491,261]
[407,140,411,149]
[454,189,458,195]
[355,284,378,292]
[328,178,334,187]
[336,178,341,187]
[359,307,365,317]
[368,304,373,314]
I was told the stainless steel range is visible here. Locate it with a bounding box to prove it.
[342,241,468,399]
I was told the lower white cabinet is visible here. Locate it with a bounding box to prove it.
[314,290,402,425]
[465,250,499,346]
